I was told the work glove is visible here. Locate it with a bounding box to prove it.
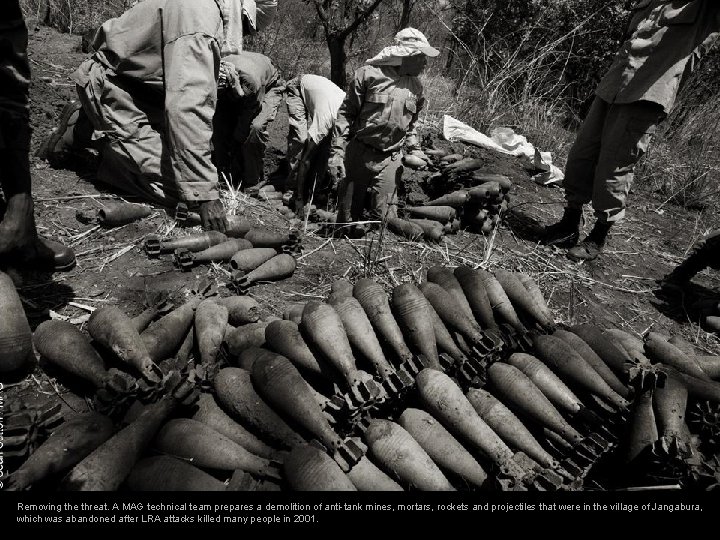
[327,155,346,190]
[218,61,242,98]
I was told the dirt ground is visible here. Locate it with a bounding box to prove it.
[4,24,720,483]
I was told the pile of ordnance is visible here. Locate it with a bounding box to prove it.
[2,265,720,491]
[398,148,513,241]
[143,215,299,292]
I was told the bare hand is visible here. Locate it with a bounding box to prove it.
[199,200,228,233]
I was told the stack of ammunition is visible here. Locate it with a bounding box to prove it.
[6,265,720,492]
[142,221,299,292]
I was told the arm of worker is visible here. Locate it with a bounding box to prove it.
[285,78,309,172]
[163,32,227,232]
[328,69,364,182]
[251,72,286,136]
[404,95,427,160]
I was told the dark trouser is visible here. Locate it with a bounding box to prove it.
[563,96,665,223]
[295,136,332,204]
[0,1,32,203]
[337,139,403,223]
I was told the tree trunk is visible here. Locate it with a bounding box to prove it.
[399,0,413,29]
[328,34,348,90]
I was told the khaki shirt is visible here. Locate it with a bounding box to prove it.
[332,65,424,158]
[223,51,283,112]
[292,74,346,144]
[596,0,720,113]
[73,0,240,203]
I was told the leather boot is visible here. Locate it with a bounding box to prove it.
[540,207,582,247]
[567,221,612,262]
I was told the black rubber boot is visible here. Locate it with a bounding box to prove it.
[540,208,582,247]
[567,221,612,262]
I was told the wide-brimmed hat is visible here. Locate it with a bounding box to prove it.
[394,28,440,57]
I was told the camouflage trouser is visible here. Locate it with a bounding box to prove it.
[563,96,665,223]
[0,0,32,198]
[73,58,182,207]
[214,86,283,188]
[337,139,403,223]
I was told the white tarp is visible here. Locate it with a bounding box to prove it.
[442,115,564,186]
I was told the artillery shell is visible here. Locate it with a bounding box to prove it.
[141,298,200,362]
[0,271,33,373]
[97,202,151,227]
[533,334,629,409]
[392,283,440,370]
[251,353,342,451]
[426,266,476,323]
[301,302,362,386]
[644,332,710,380]
[453,266,497,329]
[554,329,630,398]
[386,217,424,240]
[408,218,445,242]
[6,413,113,491]
[330,295,396,379]
[214,367,304,449]
[88,306,160,382]
[478,271,526,332]
[405,205,456,223]
[467,388,555,468]
[495,270,554,330]
[154,418,281,479]
[62,383,195,491]
[488,362,583,444]
[354,278,413,363]
[264,320,329,378]
[225,321,271,356]
[215,296,261,325]
[347,454,404,491]
[416,369,517,468]
[506,353,583,414]
[425,190,469,207]
[195,300,229,365]
[399,408,487,488]
[192,393,282,459]
[625,391,658,463]
[284,444,357,491]
[34,320,108,388]
[126,456,227,492]
[364,419,455,491]
[229,247,278,273]
[234,254,296,290]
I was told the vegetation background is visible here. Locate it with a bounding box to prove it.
[20,0,720,211]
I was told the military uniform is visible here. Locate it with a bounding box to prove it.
[0,0,75,270]
[0,0,32,191]
[214,51,285,187]
[564,0,720,224]
[331,65,424,223]
[41,0,277,208]
[285,74,345,205]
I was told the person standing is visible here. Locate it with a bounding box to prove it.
[328,28,438,233]
[541,1,720,262]
[0,0,75,271]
